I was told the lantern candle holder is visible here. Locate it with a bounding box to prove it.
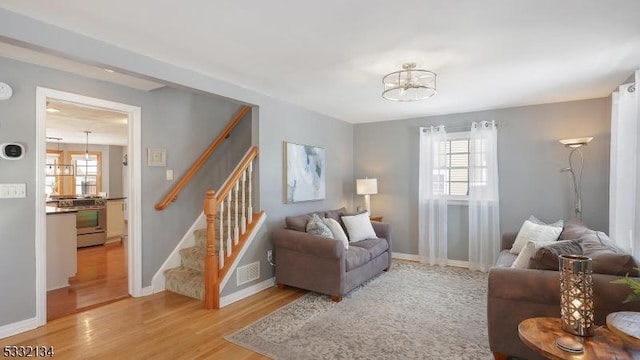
[559,254,594,337]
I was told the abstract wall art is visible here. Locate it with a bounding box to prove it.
[284,142,326,203]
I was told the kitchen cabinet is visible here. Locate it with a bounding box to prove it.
[106,198,125,240]
[47,211,77,290]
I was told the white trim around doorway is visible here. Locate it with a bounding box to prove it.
[35,87,143,326]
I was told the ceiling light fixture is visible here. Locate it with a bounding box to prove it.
[382,62,437,102]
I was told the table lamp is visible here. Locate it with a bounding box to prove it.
[356,178,378,214]
[559,254,594,337]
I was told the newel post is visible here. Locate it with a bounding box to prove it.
[203,189,220,309]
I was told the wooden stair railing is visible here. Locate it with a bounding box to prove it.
[203,146,260,309]
[155,105,251,210]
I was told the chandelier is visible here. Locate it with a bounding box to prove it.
[382,62,437,102]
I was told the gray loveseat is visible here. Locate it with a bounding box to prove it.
[272,207,392,301]
[488,219,640,360]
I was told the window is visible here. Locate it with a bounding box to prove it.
[432,133,482,198]
[45,150,63,195]
[68,151,102,196]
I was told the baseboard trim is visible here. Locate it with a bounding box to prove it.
[392,252,470,268]
[220,277,275,308]
[446,260,470,268]
[0,317,38,339]
[151,212,205,293]
[140,286,154,296]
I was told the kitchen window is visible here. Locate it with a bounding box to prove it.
[68,151,102,196]
[45,150,64,195]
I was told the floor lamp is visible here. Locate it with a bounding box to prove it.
[559,137,593,219]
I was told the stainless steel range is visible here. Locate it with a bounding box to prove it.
[58,198,107,248]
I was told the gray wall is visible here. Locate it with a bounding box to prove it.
[0,56,253,325]
[0,9,355,326]
[108,145,124,198]
[222,102,354,296]
[354,98,611,260]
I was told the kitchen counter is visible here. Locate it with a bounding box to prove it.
[47,209,77,290]
[46,206,78,215]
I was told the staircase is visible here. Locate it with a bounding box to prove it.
[164,179,253,301]
[155,105,263,309]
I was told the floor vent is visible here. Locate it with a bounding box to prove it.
[237,261,260,286]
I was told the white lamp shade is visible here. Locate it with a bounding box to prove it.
[356,178,378,195]
[559,137,593,148]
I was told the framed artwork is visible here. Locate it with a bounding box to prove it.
[147,148,166,167]
[284,142,326,203]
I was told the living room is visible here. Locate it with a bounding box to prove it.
[0,2,639,359]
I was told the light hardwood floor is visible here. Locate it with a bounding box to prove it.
[2,287,306,359]
[47,241,129,321]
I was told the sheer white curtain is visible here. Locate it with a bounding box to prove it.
[418,126,448,266]
[610,69,639,259]
[468,121,500,272]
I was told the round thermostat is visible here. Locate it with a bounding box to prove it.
[0,82,13,100]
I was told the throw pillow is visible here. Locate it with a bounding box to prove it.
[511,240,554,269]
[510,220,562,255]
[580,231,639,276]
[341,212,377,243]
[528,240,583,270]
[559,218,590,240]
[323,217,349,250]
[285,213,313,232]
[305,213,334,239]
[528,215,563,229]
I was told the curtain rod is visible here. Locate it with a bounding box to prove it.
[420,121,502,133]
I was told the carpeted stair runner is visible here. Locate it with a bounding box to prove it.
[164,185,251,300]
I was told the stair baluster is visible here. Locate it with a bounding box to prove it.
[234,182,239,246]
[247,163,253,224]
[219,202,224,268]
[241,172,247,235]
[226,193,232,257]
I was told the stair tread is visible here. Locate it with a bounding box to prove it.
[164,266,204,300]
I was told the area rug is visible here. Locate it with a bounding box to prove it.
[225,261,492,359]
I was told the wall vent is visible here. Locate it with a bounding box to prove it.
[237,261,260,286]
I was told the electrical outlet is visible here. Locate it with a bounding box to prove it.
[267,250,274,266]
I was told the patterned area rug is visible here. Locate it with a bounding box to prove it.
[225,261,492,359]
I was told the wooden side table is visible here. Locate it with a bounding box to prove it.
[369,215,383,222]
[607,312,640,350]
[518,317,631,360]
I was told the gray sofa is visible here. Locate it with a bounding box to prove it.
[272,208,392,301]
[488,220,640,360]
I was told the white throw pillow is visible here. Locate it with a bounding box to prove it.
[341,212,377,243]
[323,217,349,250]
[528,215,563,228]
[511,240,554,269]
[510,220,562,255]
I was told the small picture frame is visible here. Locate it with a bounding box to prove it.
[147,148,166,167]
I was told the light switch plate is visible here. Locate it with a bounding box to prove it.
[166,169,173,181]
[0,183,26,198]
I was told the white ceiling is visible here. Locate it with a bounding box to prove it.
[1,0,639,123]
[46,100,128,146]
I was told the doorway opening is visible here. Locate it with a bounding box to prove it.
[35,88,142,325]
